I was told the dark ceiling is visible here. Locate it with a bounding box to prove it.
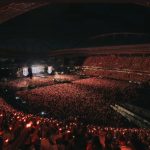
[0,3,150,57]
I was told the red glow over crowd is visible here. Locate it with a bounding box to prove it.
[16,77,137,126]
[82,56,150,82]
[83,56,150,72]
[0,55,149,149]
[0,98,150,150]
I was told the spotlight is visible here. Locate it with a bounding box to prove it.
[31,65,45,74]
[23,67,29,76]
[47,66,53,74]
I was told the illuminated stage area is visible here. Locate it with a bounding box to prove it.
[22,65,53,77]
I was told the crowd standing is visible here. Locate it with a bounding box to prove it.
[16,78,136,127]
[0,98,150,150]
[0,75,149,150]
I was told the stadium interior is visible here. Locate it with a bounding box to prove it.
[0,0,150,150]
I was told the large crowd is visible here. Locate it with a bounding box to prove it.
[82,56,150,82]
[81,69,150,82]
[83,56,150,72]
[0,75,149,150]
[16,78,139,127]
[0,98,150,150]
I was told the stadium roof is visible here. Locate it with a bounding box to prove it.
[0,0,149,24]
[0,1,150,57]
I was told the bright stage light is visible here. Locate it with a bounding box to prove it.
[47,66,53,74]
[31,65,45,74]
[23,67,29,76]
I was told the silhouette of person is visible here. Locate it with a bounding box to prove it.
[28,67,33,79]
